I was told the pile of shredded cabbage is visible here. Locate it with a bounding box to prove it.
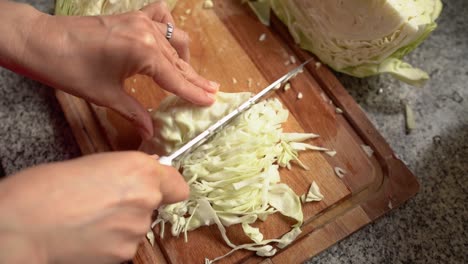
[141,92,326,263]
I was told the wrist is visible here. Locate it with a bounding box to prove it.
[0,178,48,264]
[0,1,48,73]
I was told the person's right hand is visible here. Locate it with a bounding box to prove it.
[0,152,188,264]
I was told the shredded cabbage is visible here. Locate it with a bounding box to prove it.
[140,92,327,261]
[247,0,442,86]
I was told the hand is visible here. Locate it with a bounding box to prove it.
[0,152,188,264]
[0,1,218,140]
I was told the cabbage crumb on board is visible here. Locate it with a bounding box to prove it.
[140,92,330,262]
[246,0,442,86]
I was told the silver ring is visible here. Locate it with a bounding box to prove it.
[165,22,174,40]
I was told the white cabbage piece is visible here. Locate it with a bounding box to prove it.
[242,223,264,243]
[140,92,328,260]
[277,226,301,249]
[301,181,324,203]
[268,183,303,226]
[247,0,442,86]
[55,0,178,16]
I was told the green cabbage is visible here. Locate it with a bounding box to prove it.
[247,0,442,86]
[140,92,328,262]
[140,92,252,155]
[55,0,178,16]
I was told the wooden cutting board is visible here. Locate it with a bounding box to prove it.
[55,0,419,263]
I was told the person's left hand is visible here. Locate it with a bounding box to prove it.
[8,1,218,140]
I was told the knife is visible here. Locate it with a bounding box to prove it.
[158,58,312,166]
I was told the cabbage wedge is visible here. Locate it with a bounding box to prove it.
[247,0,442,86]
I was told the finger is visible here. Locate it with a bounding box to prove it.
[140,1,175,24]
[149,28,219,95]
[109,90,154,140]
[175,59,220,93]
[157,165,190,204]
[154,22,190,62]
[150,28,219,94]
[150,51,216,105]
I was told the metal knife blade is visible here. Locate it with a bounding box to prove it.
[158,58,312,166]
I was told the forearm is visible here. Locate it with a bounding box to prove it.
[0,1,46,74]
[0,1,99,92]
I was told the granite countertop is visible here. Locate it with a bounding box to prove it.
[0,1,466,263]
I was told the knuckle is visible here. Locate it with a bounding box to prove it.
[180,31,190,46]
[125,15,157,51]
[130,11,153,30]
[138,32,156,47]
[172,31,190,52]
[149,61,163,79]
[168,46,179,59]
[133,10,149,21]
[176,59,193,75]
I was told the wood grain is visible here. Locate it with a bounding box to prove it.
[55,91,110,154]
[54,0,419,263]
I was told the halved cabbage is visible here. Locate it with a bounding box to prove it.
[247,0,442,86]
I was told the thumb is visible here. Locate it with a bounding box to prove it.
[110,90,154,140]
[158,164,190,205]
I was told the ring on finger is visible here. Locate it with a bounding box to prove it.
[165,22,174,40]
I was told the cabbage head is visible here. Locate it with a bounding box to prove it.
[55,0,178,16]
[247,0,442,86]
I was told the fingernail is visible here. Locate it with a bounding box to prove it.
[209,81,220,91]
[206,92,217,102]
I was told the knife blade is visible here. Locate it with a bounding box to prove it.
[158,58,312,166]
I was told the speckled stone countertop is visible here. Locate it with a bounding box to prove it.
[0,0,466,263]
